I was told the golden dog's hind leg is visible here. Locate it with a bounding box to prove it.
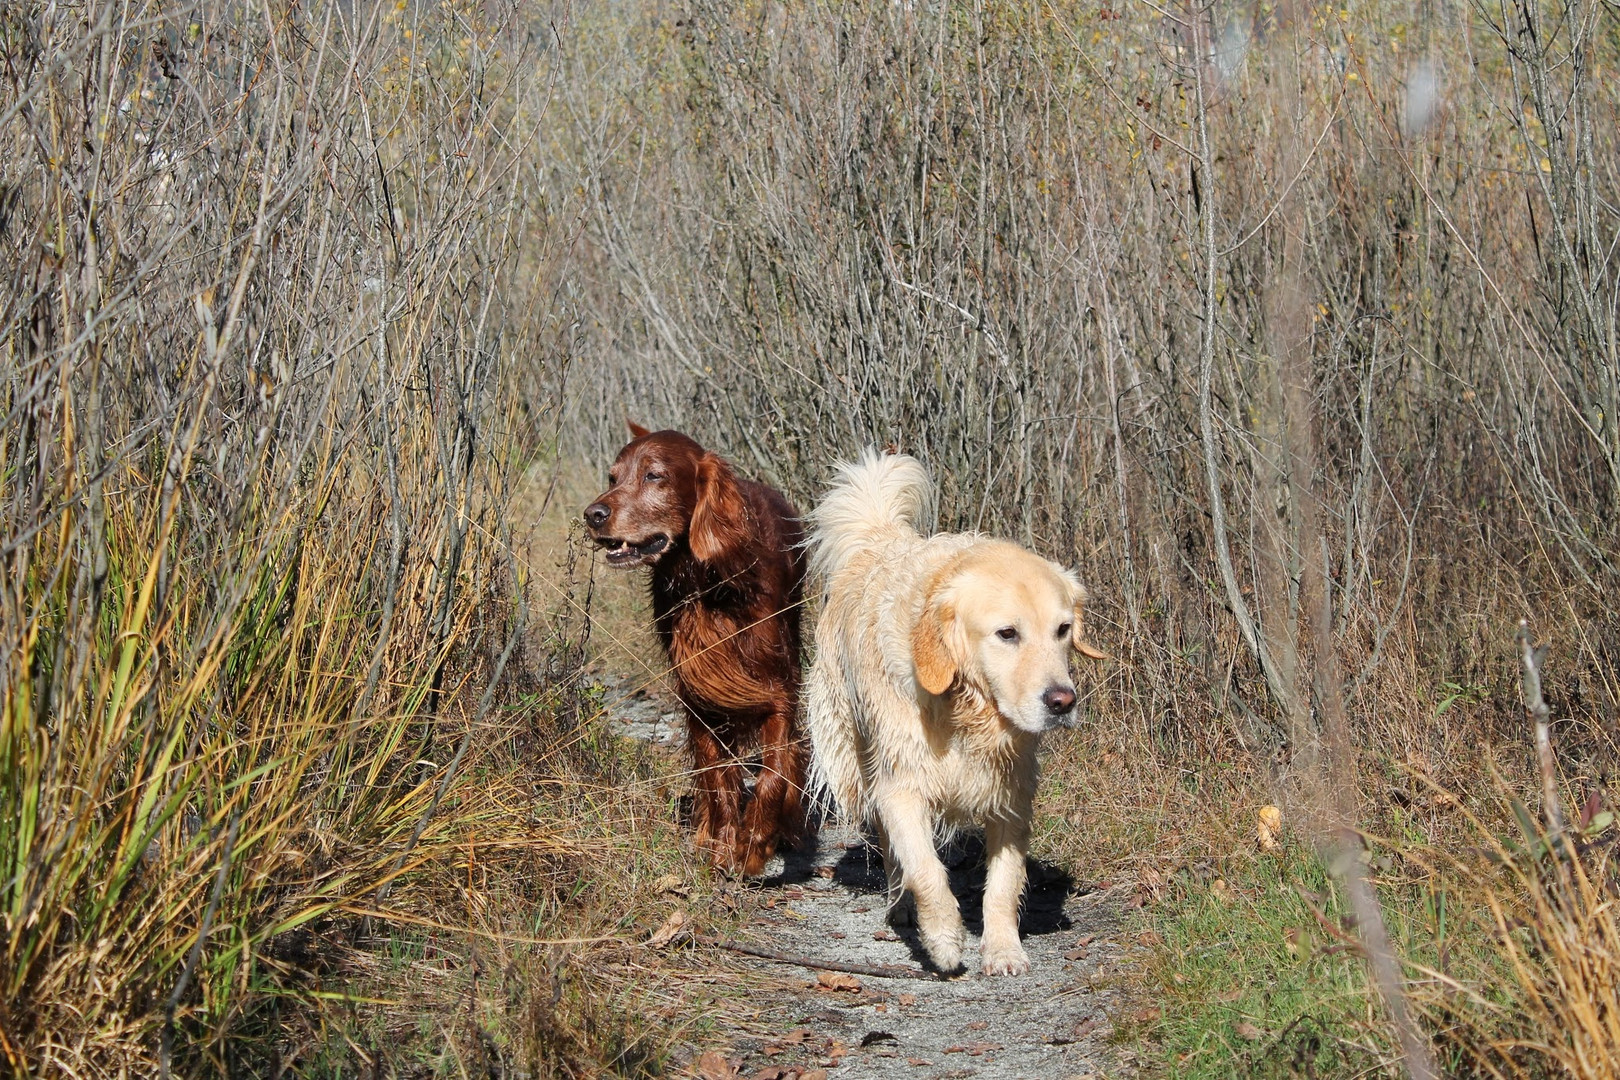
[980,814,1032,975]
[878,790,964,973]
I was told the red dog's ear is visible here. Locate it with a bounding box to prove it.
[912,584,959,696]
[627,419,651,439]
[689,453,749,563]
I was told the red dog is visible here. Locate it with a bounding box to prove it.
[584,423,809,875]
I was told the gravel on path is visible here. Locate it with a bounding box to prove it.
[602,679,1138,1080]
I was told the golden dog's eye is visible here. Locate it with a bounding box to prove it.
[1057,622,1072,639]
[996,626,1019,643]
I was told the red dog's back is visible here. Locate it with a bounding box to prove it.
[583,425,808,875]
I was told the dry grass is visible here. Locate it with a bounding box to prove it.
[0,3,717,1074]
[5,0,1620,1075]
[539,0,1620,1073]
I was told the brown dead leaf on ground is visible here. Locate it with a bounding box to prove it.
[1257,805,1283,851]
[815,970,861,992]
[1234,1020,1267,1041]
[693,1049,737,1079]
[646,908,689,949]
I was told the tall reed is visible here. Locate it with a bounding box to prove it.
[0,0,576,1070]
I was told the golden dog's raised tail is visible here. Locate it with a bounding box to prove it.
[806,449,935,587]
[804,449,936,824]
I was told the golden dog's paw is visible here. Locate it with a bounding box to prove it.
[980,939,1030,976]
[920,919,966,974]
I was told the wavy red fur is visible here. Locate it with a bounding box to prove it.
[583,427,810,875]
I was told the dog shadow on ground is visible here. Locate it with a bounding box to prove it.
[767,825,1076,972]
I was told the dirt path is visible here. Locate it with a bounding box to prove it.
[605,683,1137,1080]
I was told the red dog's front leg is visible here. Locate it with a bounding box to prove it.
[687,709,744,874]
[737,696,809,876]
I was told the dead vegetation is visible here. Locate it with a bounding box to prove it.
[3,0,1619,1075]
[551,0,1620,1075]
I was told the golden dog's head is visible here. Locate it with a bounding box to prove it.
[912,542,1106,734]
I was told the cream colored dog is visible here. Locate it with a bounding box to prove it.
[805,451,1105,976]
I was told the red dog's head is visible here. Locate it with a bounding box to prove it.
[583,422,750,569]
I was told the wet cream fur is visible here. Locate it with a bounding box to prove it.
[805,450,1102,976]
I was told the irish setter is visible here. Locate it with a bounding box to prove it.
[583,423,809,876]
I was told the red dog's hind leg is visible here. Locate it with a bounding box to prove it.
[738,697,809,876]
[688,710,744,873]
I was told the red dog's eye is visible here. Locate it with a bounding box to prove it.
[645,471,663,482]
[607,473,617,485]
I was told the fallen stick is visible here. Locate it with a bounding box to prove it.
[699,935,949,981]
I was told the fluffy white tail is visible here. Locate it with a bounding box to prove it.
[806,450,934,585]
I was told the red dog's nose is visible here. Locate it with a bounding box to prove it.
[584,502,611,529]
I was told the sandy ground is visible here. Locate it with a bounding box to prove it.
[604,681,1137,1080]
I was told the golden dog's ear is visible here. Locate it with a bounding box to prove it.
[1074,634,1108,660]
[627,419,651,439]
[1067,581,1108,660]
[912,589,959,695]
[689,453,750,563]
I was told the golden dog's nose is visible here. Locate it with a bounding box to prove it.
[1042,685,1076,716]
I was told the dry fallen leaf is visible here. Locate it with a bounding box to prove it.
[1258,805,1283,852]
[646,908,689,949]
[693,1049,736,1080]
[898,993,916,1006]
[1234,1020,1267,1041]
[815,970,862,992]
[652,872,686,895]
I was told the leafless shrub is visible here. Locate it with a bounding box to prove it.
[549,0,1618,1065]
[0,0,599,1071]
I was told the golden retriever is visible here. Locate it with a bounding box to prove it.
[804,450,1105,975]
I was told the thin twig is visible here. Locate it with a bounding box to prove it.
[699,935,949,981]
[1517,620,1564,842]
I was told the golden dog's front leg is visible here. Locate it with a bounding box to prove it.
[877,790,964,974]
[980,815,1031,975]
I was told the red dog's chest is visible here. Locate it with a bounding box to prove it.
[661,604,782,714]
